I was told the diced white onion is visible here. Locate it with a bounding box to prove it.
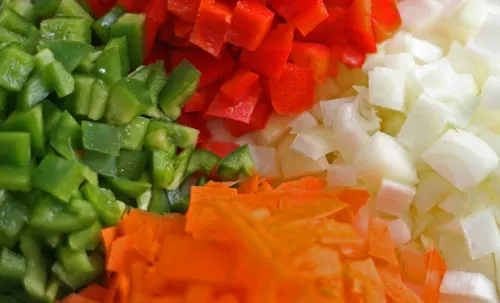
[254,113,294,146]
[362,53,385,73]
[398,0,444,32]
[481,76,500,109]
[407,36,444,63]
[235,133,255,146]
[383,52,417,72]
[278,135,329,179]
[421,129,499,192]
[447,41,491,88]
[413,58,457,99]
[387,218,412,247]
[368,67,406,112]
[460,207,500,260]
[327,164,357,187]
[466,13,500,62]
[440,271,499,303]
[375,178,416,217]
[206,119,235,142]
[248,145,281,178]
[290,127,336,161]
[288,111,318,134]
[315,77,341,101]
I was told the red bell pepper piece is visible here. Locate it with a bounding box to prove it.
[145,0,168,25]
[341,43,366,68]
[223,98,273,137]
[88,0,116,18]
[291,0,329,36]
[174,19,194,39]
[371,0,401,42]
[189,0,233,57]
[183,92,208,113]
[302,6,346,46]
[268,63,315,114]
[219,68,260,101]
[225,0,275,51]
[145,16,160,60]
[290,42,330,83]
[144,42,170,66]
[345,0,377,53]
[324,0,354,6]
[168,0,202,22]
[200,141,240,158]
[177,113,212,145]
[268,0,317,20]
[240,23,294,78]
[117,0,147,13]
[169,49,235,87]
[158,19,194,48]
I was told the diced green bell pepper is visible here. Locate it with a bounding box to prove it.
[106,177,152,198]
[81,182,125,226]
[168,147,193,190]
[93,4,125,43]
[33,0,61,17]
[0,165,31,191]
[147,120,199,148]
[77,48,102,74]
[34,48,55,70]
[129,64,152,82]
[51,252,103,290]
[0,247,26,281]
[4,0,36,24]
[104,36,129,77]
[88,79,109,121]
[144,128,177,153]
[44,277,60,303]
[43,232,61,248]
[40,17,92,44]
[147,60,167,105]
[83,150,116,177]
[82,121,122,156]
[3,103,45,157]
[121,116,149,150]
[58,246,94,274]
[148,187,170,214]
[217,145,255,181]
[0,88,8,122]
[105,77,153,125]
[68,221,101,251]
[55,0,93,20]
[151,149,175,189]
[186,150,221,176]
[16,73,51,110]
[0,132,30,166]
[43,60,75,97]
[0,26,25,49]
[0,44,34,92]
[32,154,85,202]
[159,60,200,120]
[0,193,28,247]
[0,8,38,40]
[42,100,62,137]
[64,74,95,116]
[197,176,207,186]
[136,188,151,211]
[92,46,122,85]
[42,40,93,72]
[19,231,47,301]
[50,111,81,160]
[167,188,189,214]
[109,13,145,69]
[117,150,148,180]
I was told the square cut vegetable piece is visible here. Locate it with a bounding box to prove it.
[82,121,122,156]
[40,17,92,44]
[0,44,34,92]
[33,155,85,202]
[0,132,31,166]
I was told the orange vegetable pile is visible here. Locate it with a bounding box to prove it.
[61,176,447,303]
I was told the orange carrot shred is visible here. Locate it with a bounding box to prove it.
[61,294,99,303]
[275,176,326,191]
[78,284,107,301]
[378,266,423,303]
[101,227,118,255]
[422,245,446,303]
[185,284,213,303]
[238,174,261,194]
[335,188,370,214]
[258,180,274,192]
[213,294,240,303]
[368,217,399,268]
[107,236,130,273]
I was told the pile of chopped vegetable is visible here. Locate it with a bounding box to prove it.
[0,0,255,301]
[63,176,447,303]
[238,0,500,299]
[85,0,401,143]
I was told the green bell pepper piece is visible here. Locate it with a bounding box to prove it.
[42,60,75,97]
[0,248,26,282]
[105,77,153,125]
[29,195,97,232]
[0,193,28,246]
[167,188,189,214]
[76,48,102,74]
[44,277,60,303]
[40,17,92,44]
[92,4,125,43]
[3,104,45,157]
[159,60,200,120]
[92,46,122,85]
[52,252,103,290]
[43,232,61,248]
[42,40,93,72]
[104,36,129,77]
[106,177,152,199]
[186,150,221,176]
[197,176,207,186]
[68,221,101,251]
[0,165,31,191]
[0,88,8,122]
[168,147,193,190]
[0,44,34,92]
[121,116,150,150]
[64,74,95,116]
[147,60,167,106]
[32,154,85,202]
[0,132,30,166]
[151,149,176,189]
[117,150,148,180]
[55,0,93,20]
[16,73,51,110]
[129,64,152,82]
[217,145,255,181]
[87,79,109,121]
[82,121,122,156]
[81,182,125,226]
[83,150,117,177]
[79,163,98,185]
[0,26,25,49]
[109,13,145,69]
[34,48,55,70]
[19,231,47,301]
[58,246,94,274]
[33,0,61,17]
[148,187,170,215]
[50,111,81,160]
[147,120,199,148]
[0,8,37,39]
[42,100,62,137]
[4,0,36,24]
[144,128,177,152]
[136,188,151,211]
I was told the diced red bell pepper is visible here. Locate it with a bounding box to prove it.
[183,92,208,113]
[189,0,233,57]
[290,42,330,83]
[145,0,168,25]
[219,68,260,101]
[303,6,346,46]
[341,43,366,68]
[268,63,315,114]
[170,49,235,87]
[88,0,117,18]
[145,16,160,60]
[174,19,194,39]
[345,0,377,53]
[324,0,354,6]
[168,0,202,22]
[158,20,194,48]
[223,98,273,137]
[371,0,401,42]
[240,23,294,78]
[144,42,170,66]
[291,0,329,36]
[200,141,240,158]
[225,0,275,51]
[268,0,318,20]
[118,0,147,12]
[177,113,212,145]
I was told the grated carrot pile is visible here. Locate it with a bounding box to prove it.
[62,176,446,303]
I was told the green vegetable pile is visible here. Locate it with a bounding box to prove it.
[0,0,254,301]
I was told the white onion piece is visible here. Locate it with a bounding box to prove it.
[466,13,500,62]
[290,126,336,160]
[375,178,416,217]
[398,94,452,153]
[254,113,294,146]
[320,97,354,130]
[460,207,500,260]
[407,36,444,63]
[480,76,500,109]
[288,111,318,134]
[383,52,417,72]
[385,31,410,54]
[278,135,329,179]
[413,58,457,99]
[494,252,500,292]
[398,0,444,32]
[235,133,255,146]
[327,164,357,187]
[368,67,406,112]
[421,129,499,192]
[315,77,341,101]
[447,41,491,88]
[440,271,499,303]
[248,145,281,178]
[353,132,418,189]
[387,218,412,247]
[362,53,385,73]
[439,191,467,215]
[206,119,235,142]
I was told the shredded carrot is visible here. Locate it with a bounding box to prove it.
[238,174,261,194]
[368,217,399,268]
[275,176,326,191]
[61,294,99,303]
[378,266,423,303]
[335,188,370,214]
[78,284,107,301]
[422,245,446,303]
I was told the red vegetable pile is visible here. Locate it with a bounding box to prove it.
[87,0,401,139]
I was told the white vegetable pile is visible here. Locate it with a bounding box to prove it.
[205,0,500,300]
